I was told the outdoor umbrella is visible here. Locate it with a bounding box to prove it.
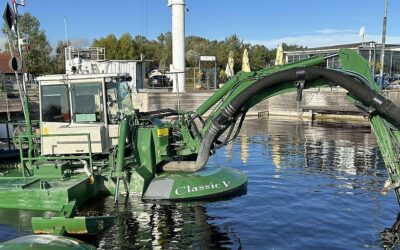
[275,43,284,66]
[242,48,251,72]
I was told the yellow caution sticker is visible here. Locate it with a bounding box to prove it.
[157,128,169,137]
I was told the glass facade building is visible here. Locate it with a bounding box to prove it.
[284,42,400,77]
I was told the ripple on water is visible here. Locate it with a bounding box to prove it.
[2,118,399,249]
[90,118,400,249]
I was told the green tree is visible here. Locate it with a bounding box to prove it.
[89,32,305,73]
[213,34,247,72]
[133,35,150,56]
[52,40,68,74]
[249,44,269,70]
[2,12,52,76]
[282,43,306,51]
[218,68,227,83]
[155,32,172,70]
[117,33,135,59]
[186,35,211,66]
[92,34,118,59]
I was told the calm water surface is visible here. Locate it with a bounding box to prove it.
[1,117,400,249]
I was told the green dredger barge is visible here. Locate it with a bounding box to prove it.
[2,47,400,248]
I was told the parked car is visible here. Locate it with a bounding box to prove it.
[149,69,173,80]
[148,75,172,88]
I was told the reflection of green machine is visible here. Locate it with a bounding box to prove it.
[2,49,400,247]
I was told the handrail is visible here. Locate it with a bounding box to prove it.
[18,133,93,177]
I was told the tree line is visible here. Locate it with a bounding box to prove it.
[91,33,306,72]
[2,12,306,77]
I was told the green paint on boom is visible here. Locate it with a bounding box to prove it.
[196,56,325,117]
[339,49,400,200]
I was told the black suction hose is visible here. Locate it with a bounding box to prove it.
[195,67,400,170]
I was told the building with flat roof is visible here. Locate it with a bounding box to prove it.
[65,46,146,89]
[284,41,400,77]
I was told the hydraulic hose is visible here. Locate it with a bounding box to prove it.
[195,67,400,170]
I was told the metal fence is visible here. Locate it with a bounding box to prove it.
[185,67,217,90]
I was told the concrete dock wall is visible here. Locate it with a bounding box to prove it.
[136,87,389,119]
[385,89,400,104]
[1,87,400,121]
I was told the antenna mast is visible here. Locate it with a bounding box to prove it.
[379,0,388,89]
[64,16,69,45]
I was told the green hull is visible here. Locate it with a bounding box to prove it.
[0,173,104,212]
[143,167,247,200]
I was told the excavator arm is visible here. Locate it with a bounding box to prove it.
[175,49,400,202]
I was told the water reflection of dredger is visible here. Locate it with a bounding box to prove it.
[97,198,239,249]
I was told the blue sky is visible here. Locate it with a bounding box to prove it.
[4,0,400,49]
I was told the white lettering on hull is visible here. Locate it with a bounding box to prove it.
[174,180,232,196]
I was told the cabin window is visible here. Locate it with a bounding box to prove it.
[106,81,132,123]
[41,85,70,122]
[71,82,104,123]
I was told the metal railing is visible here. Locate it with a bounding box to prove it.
[18,133,93,177]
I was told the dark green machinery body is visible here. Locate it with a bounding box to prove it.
[2,48,400,246]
